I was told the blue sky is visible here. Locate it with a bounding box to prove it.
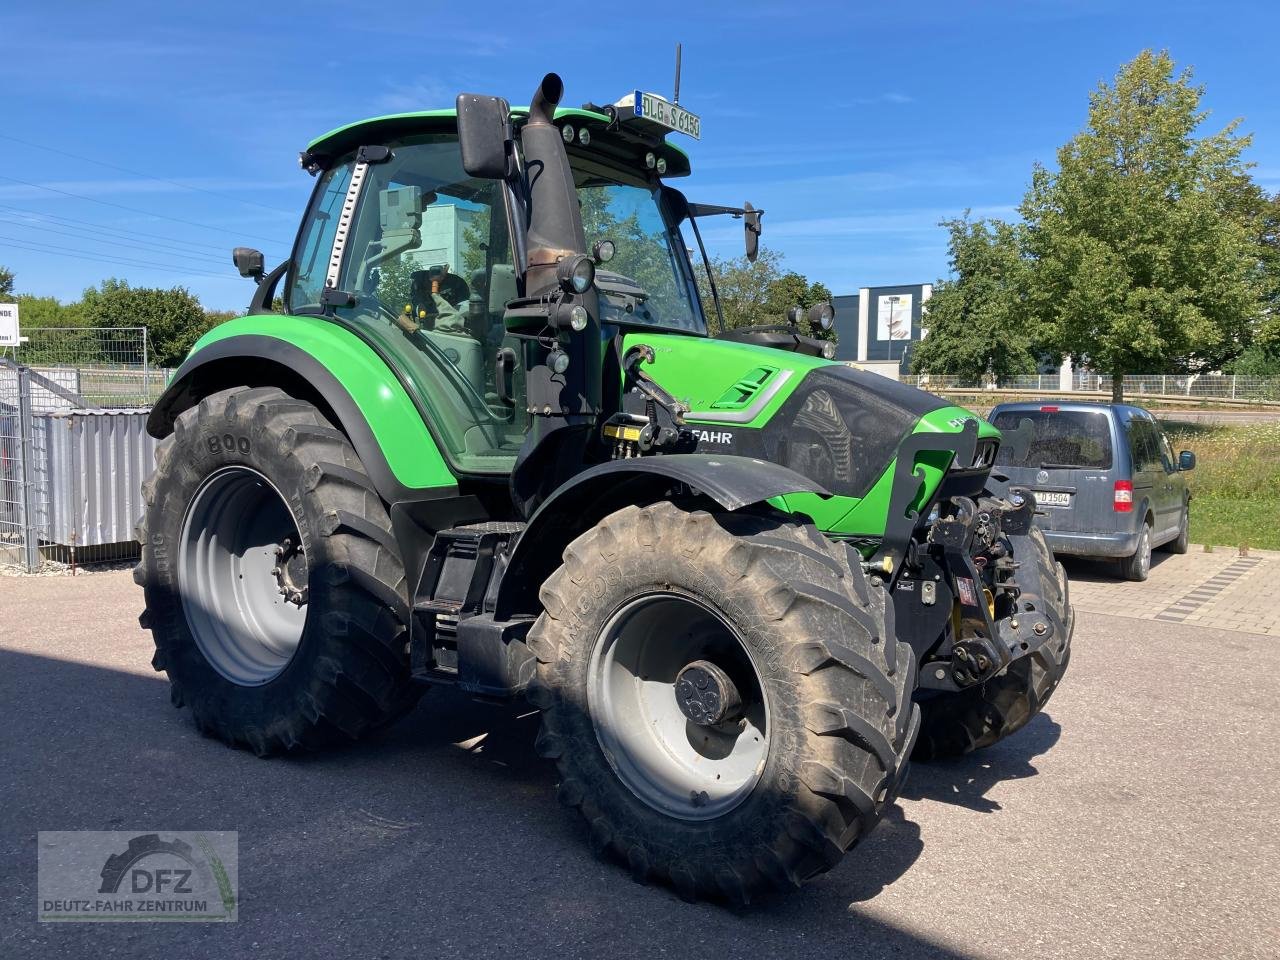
[2,0,1278,311]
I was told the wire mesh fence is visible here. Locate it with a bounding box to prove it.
[899,372,1280,403]
[9,327,170,408]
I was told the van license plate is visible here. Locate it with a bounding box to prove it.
[1036,491,1072,508]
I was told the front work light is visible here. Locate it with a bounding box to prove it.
[561,124,576,143]
[655,157,667,175]
[809,302,836,331]
[821,341,837,360]
[644,151,657,169]
[568,305,589,331]
[578,127,591,146]
[549,348,571,374]
[557,254,595,293]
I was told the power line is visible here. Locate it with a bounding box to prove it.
[0,235,235,280]
[0,216,230,269]
[0,201,236,256]
[0,173,290,248]
[0,133,298,216]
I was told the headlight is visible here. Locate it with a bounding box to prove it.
[568,305,589,331]
[655,157,668,175]
[557,254,595,294]
[549,348,571,374]
[561,124,575,143]
[821,341,837,360]
[644,151,656,169]
[578,127,591,146]
[809,302,836,331]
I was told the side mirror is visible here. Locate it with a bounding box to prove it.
[457,93,513,179]
[232,247,264,283]
[743,201,762,262]
[1179,450,1196,471]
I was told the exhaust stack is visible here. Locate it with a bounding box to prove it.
[521,74,587,295]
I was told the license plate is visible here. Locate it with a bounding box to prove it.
[1036,491,1072,508]
[633,90,701,139]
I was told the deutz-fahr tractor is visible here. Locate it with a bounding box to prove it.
[136,73,1072,902]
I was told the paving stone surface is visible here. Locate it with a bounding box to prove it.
[1064,545,1280,637]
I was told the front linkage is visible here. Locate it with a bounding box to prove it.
[874,427,1074,758]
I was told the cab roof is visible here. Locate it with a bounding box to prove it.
[305,106,691,177]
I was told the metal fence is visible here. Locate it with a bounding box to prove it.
[0,357,157,572]
[900,373,1280,403]
[9,327,169,408]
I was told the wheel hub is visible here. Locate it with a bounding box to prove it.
[674,660,742,726]
[273,537,308,607]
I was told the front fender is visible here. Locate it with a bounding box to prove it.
[149,316,457,503]
[494,454,829,618]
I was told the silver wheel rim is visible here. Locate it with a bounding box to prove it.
[1139,527,1151,577]
[178,466,308,686]
[588,593,769,821]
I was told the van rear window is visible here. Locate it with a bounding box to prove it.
[991,410,1113,469]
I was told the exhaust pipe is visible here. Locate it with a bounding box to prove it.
[521,73,587,295]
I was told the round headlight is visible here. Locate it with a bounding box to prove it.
[557,254,595,294]
[644,151,657,169]
[561,124,575,143]
[549,349,571,374]
[821,341,837,360]
[578,127,591,146]
[809,302,836,331]
[568,305,589,332]
[593,239,616,263]
[655,157,668,175]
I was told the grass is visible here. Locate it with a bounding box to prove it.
[1162,420,1280,550]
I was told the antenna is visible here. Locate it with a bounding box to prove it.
[673,42,682,105]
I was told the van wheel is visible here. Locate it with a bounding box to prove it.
[1120,521,1152,582]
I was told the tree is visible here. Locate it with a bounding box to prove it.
[0,265,14,300]
[910,215,1039,383]
[699,248,837,342]
[81,278,217,367]
[1020,50,1267,401]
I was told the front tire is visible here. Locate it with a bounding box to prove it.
[135,386,420,755]
[526,502,918,902]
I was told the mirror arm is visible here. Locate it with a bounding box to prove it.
[686,212,725,335]
[249,261,290,315]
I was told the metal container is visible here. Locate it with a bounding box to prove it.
[39,408,157,547]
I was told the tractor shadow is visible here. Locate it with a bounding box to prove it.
[898,712,1062,813]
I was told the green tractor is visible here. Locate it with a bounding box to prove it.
[136,73,1072,901]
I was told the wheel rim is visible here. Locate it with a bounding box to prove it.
[1139,527,1151,576]
[588,592,769,821]
[178,466,308,686]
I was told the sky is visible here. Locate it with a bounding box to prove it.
[1,0,1278,312]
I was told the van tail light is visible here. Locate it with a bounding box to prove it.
[1114,480,1133,512]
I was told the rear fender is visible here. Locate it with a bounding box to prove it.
[149,318,457,504]
[493,454,829,619]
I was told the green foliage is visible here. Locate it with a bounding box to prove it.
[1019,50,1268,399]
[1224,343,1280,375]
[0,264,14,300]
[699,248,837,341]
[80,278,217,367]
[910,215,1039,383]
[1163,420,1280,549]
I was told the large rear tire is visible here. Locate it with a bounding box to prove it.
[912,525,1072,761]
[135,386,420,755]
[526,501,918,902]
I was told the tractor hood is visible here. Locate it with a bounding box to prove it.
[623,332,1001,534]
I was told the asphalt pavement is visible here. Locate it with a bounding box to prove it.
[1,570,1277,960]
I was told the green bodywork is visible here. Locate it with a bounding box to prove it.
[183,315,997,536]
[190,314,457,492]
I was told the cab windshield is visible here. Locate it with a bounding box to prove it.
[572,162,706,335]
